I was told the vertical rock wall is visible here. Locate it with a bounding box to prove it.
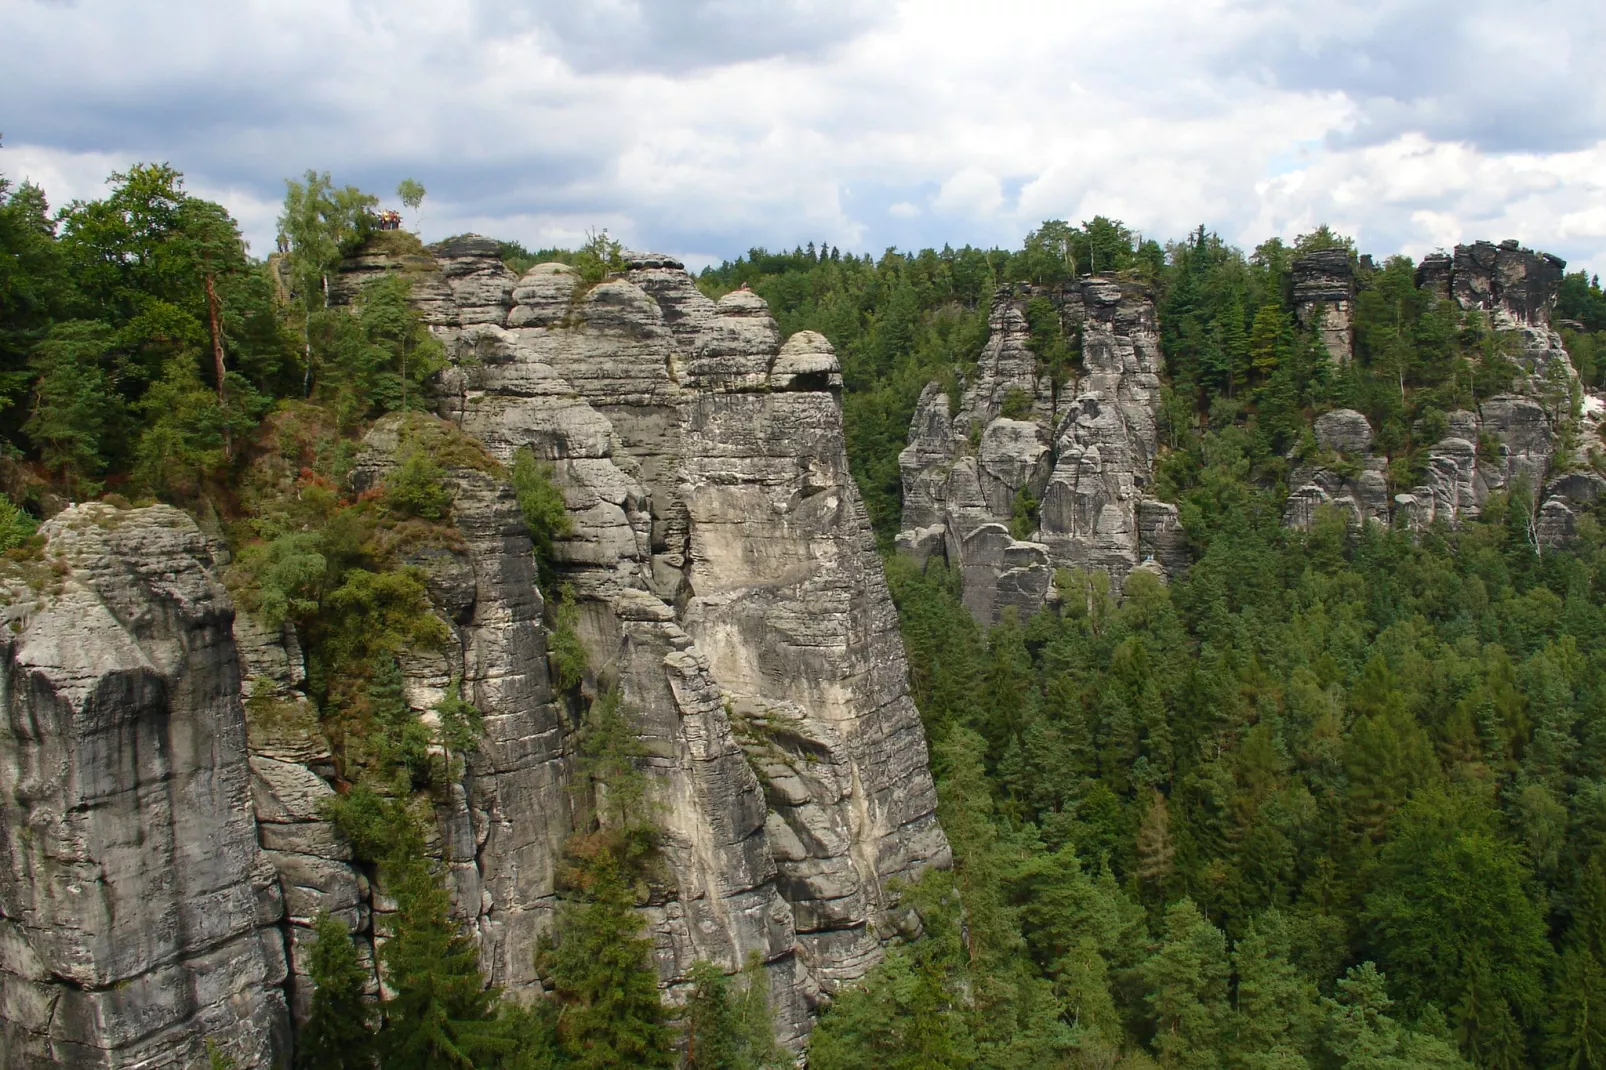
[1,505,289,1069]
[1292,248,1356,364]
[401,242,949,1043]
[3,236,953,1066]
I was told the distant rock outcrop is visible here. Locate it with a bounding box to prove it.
[896,278,1181,623]
[1292,248,1356,363]
[1287,241,1603,545]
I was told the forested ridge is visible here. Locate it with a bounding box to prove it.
[4,158,1606,1069]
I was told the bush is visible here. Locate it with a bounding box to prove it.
[512,446,570,576]
[0,494,37,552]
[547,586,589,695]
[383,445,451,520]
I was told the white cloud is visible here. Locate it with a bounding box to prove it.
[1,0,1603,275]
[934,169,1005,218]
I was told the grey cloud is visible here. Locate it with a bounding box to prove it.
[486,0,892,74]
[1222,0,1606,152]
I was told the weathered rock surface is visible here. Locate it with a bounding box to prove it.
[440,253,946,1040]
[3,236,952,1065]
[897,279,1175,623]
[346,237,948,1046]
[1,505,289,1069]
[1293,248,1356,363]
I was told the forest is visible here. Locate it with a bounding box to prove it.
[3,160,1606,1069]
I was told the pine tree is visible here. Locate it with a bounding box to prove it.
[296,912,376,1070]
[1135,789,1176,892]
[684,955,781,1070]
[1231,910,1316,1067]
[1247,302,1286,383]
[1546,946,1606,1069]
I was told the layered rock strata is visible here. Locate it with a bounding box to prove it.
[1292,248,1356,364]
[0,505,290,1069]
[1,239,951,1065]
[357,243,949,1042]
[897,279,1182,623]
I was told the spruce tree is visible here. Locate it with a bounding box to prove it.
[296,912,376,1070]
[1144,898,1230,1069]
[684,956,780,1070]
[543,844,671,1070]
[377,848,505,1069]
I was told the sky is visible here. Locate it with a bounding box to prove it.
[4,0,1606,275]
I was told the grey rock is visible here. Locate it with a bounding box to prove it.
[769,330,843,393]
[0,504,289,1068]
[897,278,1177,621]
[420,261,949,1045]
[508,262,579,328]
[1293,249,1355,363]
[1314,409,1373,455]
[1448,240,1566,326]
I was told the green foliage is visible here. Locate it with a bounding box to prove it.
[383,443,451,520]
[540,839,672,1070]
[572,227,626,286]
[1009,484,1039,540]
[999,386,1035,420]
[377,824,508,1069]
[546,585,589,694]
[313,274,445,427]
[278,170,378,313]
[538,686,671,1070]
[0,492,36,552]
[1362,791,1551,1055]
[296,912,377,1070]
[24,319,120,489]
[433,677,484,757]
[510,446,571,581]
[683,955,783,1070]
[397,178,426,220]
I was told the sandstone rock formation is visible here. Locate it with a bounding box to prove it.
[1287,241,1604,541]
[1292,248,1356,364]
[0,240,951,1065]
[424,248,950,1036]
[1,505,289,1069]
[896,279,1182,623]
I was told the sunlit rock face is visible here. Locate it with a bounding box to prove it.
[349,244,951,1047]
[1,241,951,1065]
[896,278,1181,623]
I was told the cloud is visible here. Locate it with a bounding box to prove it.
[1,0,1603,275]
[934,169,1005,218]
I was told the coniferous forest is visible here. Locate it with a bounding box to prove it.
[5,161,1606,1069]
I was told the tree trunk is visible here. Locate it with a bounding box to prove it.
[204,273,230,460]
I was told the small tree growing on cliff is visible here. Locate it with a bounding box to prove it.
[397,178,425,232]
[297,911,376,1070]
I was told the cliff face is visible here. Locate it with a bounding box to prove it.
[0,241,950,1065]
[1286,241,1605,542]
[421,243,950,1033]
[896,279,1182,623]
[0,505,289,1068]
